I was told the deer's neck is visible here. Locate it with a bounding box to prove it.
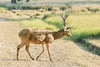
[52,29,64,40]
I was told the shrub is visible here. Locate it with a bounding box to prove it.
[0,7,7,13]
[47,7,52,11]
[21,6,32,10]
[52,7,60,12]
[35,12,42,16]
[8,6,17,10]
[30,16,33,18]
[81,8,88,12]
[39,9,47,12]
[17,14,22,16]
[42,14,52,20]
[32,6,48,10]
[60,6,67,11]
[87,7,100,12]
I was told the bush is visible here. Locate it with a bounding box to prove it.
[8,6,18,10]
[16,12,23,16]
[21,6,32,10]
[87,7,100,12]
[30,16,33,18]
[39,9,47,12]
[60,6,67,11]
[0,7,7,13]
[42,14,52,20]
[81,8,88,12]
[47,7,52,11]
[32,6,48,10]
[52,7,60,12]
[35,12,42,16]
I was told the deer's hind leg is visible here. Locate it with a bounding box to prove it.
[17,37,29,60]
[17,42,26,60]
[25,42,34,60]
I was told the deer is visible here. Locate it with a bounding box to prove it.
[17,13,72,61]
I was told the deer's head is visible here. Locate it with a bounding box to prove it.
[60,13,72,38]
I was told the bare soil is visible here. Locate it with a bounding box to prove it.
[0,19,100,67]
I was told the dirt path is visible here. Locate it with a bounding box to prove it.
[0,21,74,67]
[0,21,79,67]
[0,20,100,67]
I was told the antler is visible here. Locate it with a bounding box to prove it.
[60,13,69,31]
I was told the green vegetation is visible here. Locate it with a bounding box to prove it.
[44,15,64,29]
[69,12,100,41]
[0,7,8,13]
[20,12,100,42]
[44,12,100,41]
[20,19,57,30]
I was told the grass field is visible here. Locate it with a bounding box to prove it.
[19,12,100,41]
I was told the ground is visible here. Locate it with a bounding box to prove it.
[0,19,100,67]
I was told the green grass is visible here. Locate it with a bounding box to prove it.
[69,12,100,41]
[44,14,64,29]
[20,12,100,41]
[44,12,100,41]
[20,19,57,30]
[0,7,8,13]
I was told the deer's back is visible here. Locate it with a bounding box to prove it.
[18,28,54,44]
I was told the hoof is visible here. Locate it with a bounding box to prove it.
[31,58,34,60]
[50,59,53,61]
[36,56,39,60]
[17,58,19,61]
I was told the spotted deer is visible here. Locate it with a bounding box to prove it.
[17,14,72,61]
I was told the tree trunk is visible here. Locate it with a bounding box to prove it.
[11,0,17,4]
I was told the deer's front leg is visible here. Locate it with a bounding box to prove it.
[36,44,44,60]
[46,43,52,61]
